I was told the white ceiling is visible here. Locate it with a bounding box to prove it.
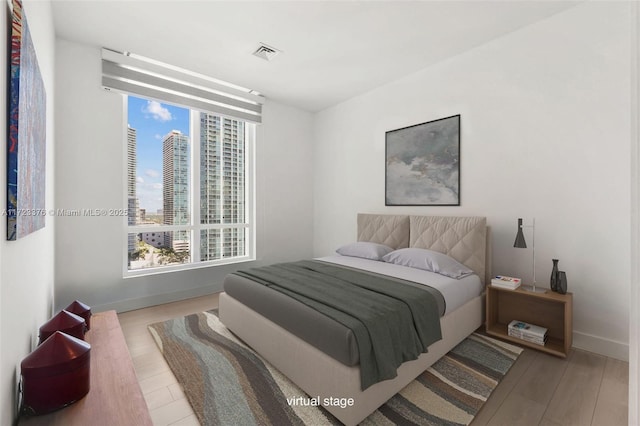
[50,0,581,112]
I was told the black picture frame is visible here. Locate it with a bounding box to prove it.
[385,115,460,206]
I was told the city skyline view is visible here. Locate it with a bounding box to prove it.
[127,95,250,268]
[128,96,189,215]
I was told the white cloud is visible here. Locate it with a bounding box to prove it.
[135,182,164,213]
[136,176,144,183]
[143,101,172,122]
[145,169,160,178]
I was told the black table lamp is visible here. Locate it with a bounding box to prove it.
[514,218,546,293]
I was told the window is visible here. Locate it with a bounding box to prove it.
[125,95,255,274]
[101,48,262,276]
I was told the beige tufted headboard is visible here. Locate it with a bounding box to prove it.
[357,214,487,284]
[357,214,410,249]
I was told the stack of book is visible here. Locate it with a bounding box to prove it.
[491,275,521,290]
[508,320,548,345]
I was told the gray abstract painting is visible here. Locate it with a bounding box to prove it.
[385,115,460,206]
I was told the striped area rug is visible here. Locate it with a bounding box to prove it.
[149,311,522,426]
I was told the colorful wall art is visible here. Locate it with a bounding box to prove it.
[8,0,47,240]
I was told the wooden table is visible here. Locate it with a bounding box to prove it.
[486,285,573,357]
[20,310,152,426]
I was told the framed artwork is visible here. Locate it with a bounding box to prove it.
[385,115,460,206]
[8,0,47,240]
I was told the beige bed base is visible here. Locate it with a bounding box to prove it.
[219,292,482,425]
[219,214,487,425]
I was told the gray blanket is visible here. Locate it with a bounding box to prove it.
[233,260,442,390]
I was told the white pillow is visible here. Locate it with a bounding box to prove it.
[382,248,474,279]
[336,242,394,261]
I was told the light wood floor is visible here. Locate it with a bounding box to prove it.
[118,294,629,426]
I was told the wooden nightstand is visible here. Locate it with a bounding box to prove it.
[486,285,573,358]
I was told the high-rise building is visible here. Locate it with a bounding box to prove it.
[162,130,190,251]
[127,126,137,200]
[200,114,246,260]
[127,126,138,256]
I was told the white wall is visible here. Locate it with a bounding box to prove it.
[0,0,56,424]
[313,2,631,360]
[54,39,314,313]
[630,3,639,423]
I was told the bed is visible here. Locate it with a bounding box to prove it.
[219,214,487,425]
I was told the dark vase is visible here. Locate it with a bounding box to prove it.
[557,271,567,294]
[550,259,559,292]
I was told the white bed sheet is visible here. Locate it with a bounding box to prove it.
[316,254,484,314]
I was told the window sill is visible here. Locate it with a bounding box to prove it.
[123,255,255,279]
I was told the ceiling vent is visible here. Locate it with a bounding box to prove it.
[252,43,281,62]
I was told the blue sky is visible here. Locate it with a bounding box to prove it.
[128,96,190,214]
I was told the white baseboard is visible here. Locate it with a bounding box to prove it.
[573,330,629,362]
[91,284,222,314]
